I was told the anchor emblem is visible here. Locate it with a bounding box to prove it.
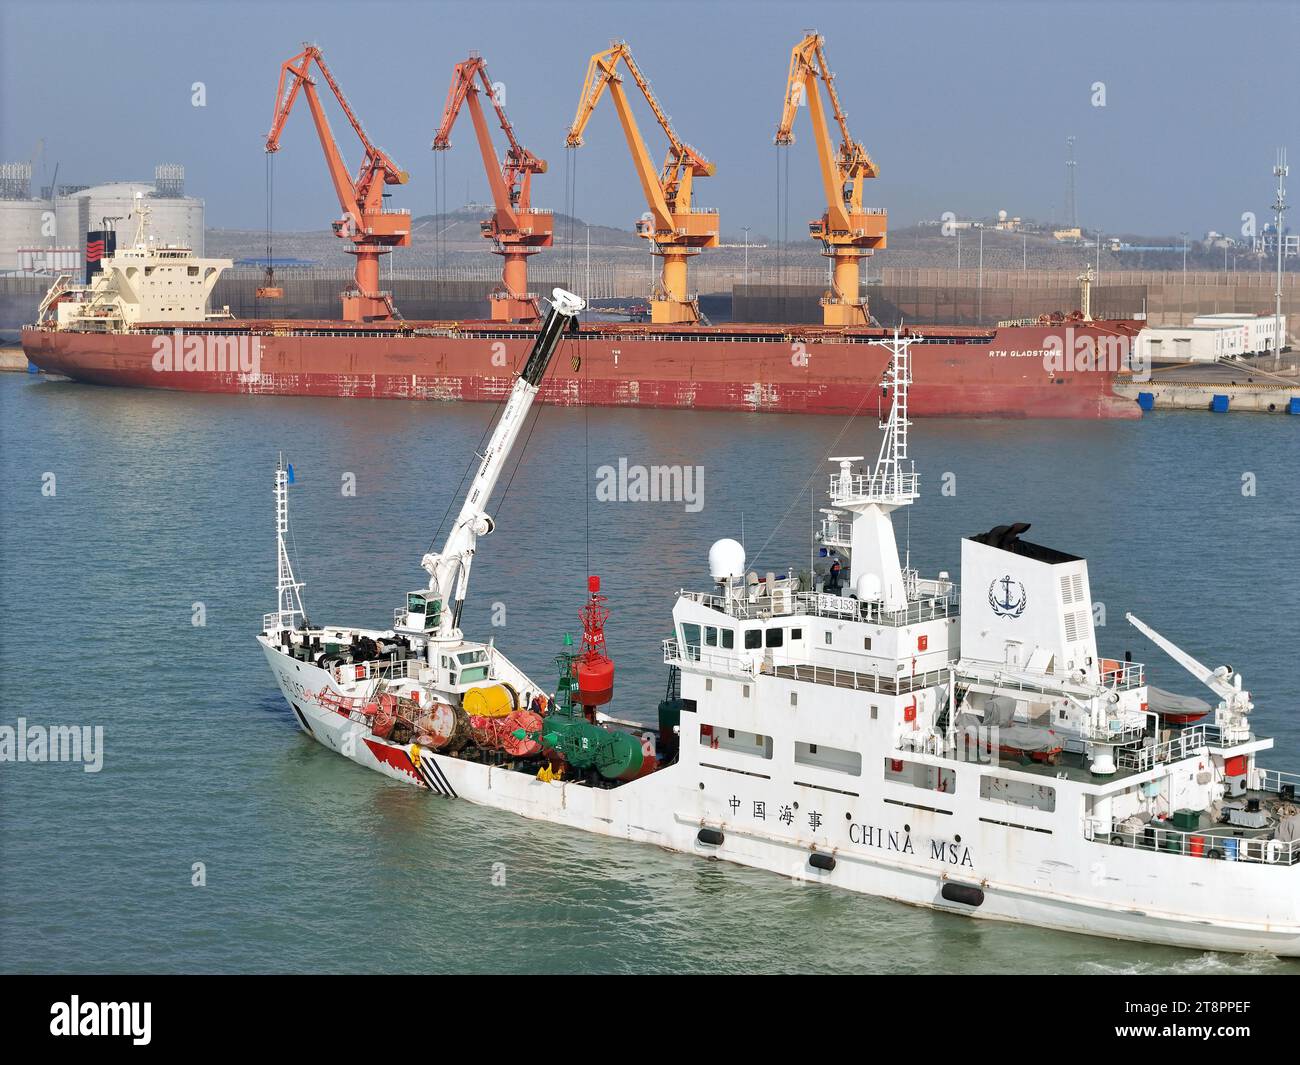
[988,575,1027,619]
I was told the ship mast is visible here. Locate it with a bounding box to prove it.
[269,452,307,634]
[418,288,585,650]
[827,328,919,610]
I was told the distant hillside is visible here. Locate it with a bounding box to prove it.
[206,215,1279,275]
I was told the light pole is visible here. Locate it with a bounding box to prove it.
[1273,148,1289,368]
[585,225,591,318]
[1022,231,1027,272]
[1181,231,1189,325]
[742,226,751,288]
[977,223,984,321]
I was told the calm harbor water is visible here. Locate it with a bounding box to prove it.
[1,370,1297,975]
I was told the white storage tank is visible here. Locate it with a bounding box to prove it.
[0,197,52,271]
[0,161,53,272]
[53,168,204,268]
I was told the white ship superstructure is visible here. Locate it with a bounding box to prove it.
[259,314,1299,958]
[35,198,231,333]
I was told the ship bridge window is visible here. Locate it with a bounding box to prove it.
[680,623,701,660]
[188,266,199,276]
[721,629,734,649]
[705,626,717,647]
[765,629,783,648]
[456,649,489,683]
[744,629,761,650]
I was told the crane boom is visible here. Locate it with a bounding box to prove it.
[566,41,718,325]
[434,54,552,322]
[775,32,886,327]
[417,289,586,650]
[1125,612,1253,742]
[266,44,410,322]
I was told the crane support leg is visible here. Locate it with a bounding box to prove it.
[493,250,541,322]
[825,250,870,326]
[344,246,396,321]
[652,251,701,324]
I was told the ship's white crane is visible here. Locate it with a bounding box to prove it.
[415,288,585,651]
[1126,612,1253,743]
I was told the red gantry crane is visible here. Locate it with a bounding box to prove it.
[266,44,411,322]
[776,32,887,327]
[567,41,718,325]
[434,53,553,323]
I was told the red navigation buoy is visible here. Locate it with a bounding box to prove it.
[576,575,615,706]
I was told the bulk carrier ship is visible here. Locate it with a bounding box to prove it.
[21,231,1140,419]
[21,37,1144,419]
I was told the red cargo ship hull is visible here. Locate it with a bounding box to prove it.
[21,319,1141,418]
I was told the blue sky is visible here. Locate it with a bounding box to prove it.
[2,0,1296,236]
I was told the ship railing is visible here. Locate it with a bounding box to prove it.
[1099,819,1300,866]
[332,657,416,686]
[818,517,852,546]
[829,470,920,502]
[662,639,752,678]
[958,660,1144,700]
[796,591,958,626]
[663,639,949,695]
[761,661,950,696]
[1099,661,1146,690]
[1255,767,1300,798]
[677,588,958,627]
[1117,724,1218,773]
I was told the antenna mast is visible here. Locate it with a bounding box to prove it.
[825,329,919,610]
[270,453,307,634]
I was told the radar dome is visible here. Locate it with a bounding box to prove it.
[708,539,746,583]
[855,573,883,601]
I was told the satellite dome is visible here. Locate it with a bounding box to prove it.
[708,538,746,583]
[855,572,883,601]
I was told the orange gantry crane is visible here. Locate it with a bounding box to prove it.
[434,53,552,323]
[266,44,411,322]
[567,41,718,325]
[776,32,887,327]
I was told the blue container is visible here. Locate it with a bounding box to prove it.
[1210,394,1230,413]
[1137,391,1155,411]
[1222,836,1239,861]
[1288,397,1300,415]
